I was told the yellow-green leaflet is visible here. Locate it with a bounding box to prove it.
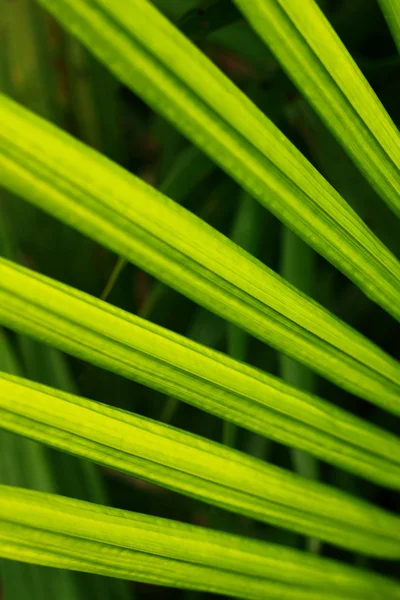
[1,2,399,598]
[1,258,400,490]
[35,0,400,324]
[2,372,400,556]
[233,0,400,218]
[1,96,400,416]
[378,0,400,54]
[1,486,400,599]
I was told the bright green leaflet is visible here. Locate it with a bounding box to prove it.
[1,486,400,599]
[1,257,400,490]
[378,0,400,54]
[1,96,400,418]
[233,0,400,218]
[287,99,400,256]
[35,0,400,325]
[4,370,400,556]
[1,0,399,596]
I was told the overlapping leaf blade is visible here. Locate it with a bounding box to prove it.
[1,96,400,416]
[2,371,400,556]
[35,0,400,325]
[1,257,400,491]
[234,0,400,217]
[0,1,399,597]
[1,486,400,599]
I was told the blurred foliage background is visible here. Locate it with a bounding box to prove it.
[0,0,399,597]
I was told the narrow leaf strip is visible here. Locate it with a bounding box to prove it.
[1,260,400,493]
[36,0,400,324]
[1,98,400,415]
[233,0,400,217]
[2,488,400,599]
[378,0,400,54]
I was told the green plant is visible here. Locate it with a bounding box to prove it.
[0,0,399,598]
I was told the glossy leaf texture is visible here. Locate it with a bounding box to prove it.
[1,486,400,600]
[1,258,400,491]
[1,96,400,416]
[35,0,400,325]
[234,0,400,217]
[3,371,400,556]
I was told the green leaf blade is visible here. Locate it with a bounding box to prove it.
[234,0,400,218]
[1,1,399,596]
[0,95,399,416]
[1,486,400,599]
[1,372,400,557]
[35,0,400,325]
[1,258,400,490]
